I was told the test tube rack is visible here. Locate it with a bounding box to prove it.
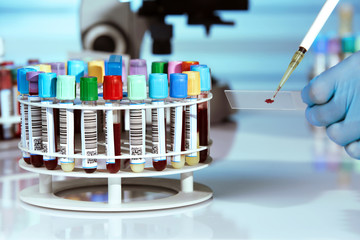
[18,94,213,212]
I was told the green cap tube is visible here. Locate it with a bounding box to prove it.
[151,61,168,74]
[80,76,98,101]
[56,75,76,100]
[127,75,147,101]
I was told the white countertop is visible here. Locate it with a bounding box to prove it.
[1,109,360,240]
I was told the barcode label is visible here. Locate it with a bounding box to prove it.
[59,104,74,164]
[41,101,56,161]
[105,103,115,164]
[28,96,42,152]
[129,108,145,164]
[21,101,30,158]
[185,99,197,157]
[81,110,98,168]
[152,101,166,162]
[169,106,183,162]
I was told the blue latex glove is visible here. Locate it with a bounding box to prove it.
[302,51,360,159]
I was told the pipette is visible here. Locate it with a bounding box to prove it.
[267,0,339,103]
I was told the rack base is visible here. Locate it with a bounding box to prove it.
[20,177,213,212]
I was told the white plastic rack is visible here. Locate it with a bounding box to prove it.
[18,94,213,212]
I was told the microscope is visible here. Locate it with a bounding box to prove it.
[80,0,249,122]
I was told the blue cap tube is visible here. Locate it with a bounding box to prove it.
[39,72,57,98]
[149,73,168,99]
[170,73,188,98]
[17,68,37,94]
[67,60,85,83]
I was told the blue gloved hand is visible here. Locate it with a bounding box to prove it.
[302,51,360,159]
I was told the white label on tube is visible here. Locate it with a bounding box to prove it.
[28,96,42,153]
[41,100,55,161]
[129,108,145,164]
[13,87,20,134]
[125,109,130,131]
[21,101,30,159]
[186,98,197,157]
[59,104,74,164]
[105,103,115,164]
[152,101,166,162]
[1,89,13,139]
[170,106,183,163]
[81,110,98,168]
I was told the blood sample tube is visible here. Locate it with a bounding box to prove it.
[67,60,86,134]
[149,73,168,171]
[127,75,147,173]
[56,75,76,172]
[88,60,105,86]
[17,68,37,164]
[341,35,355,60]
[80,77,98,173]
[151,61,168,74]
[37,64,52,73]
[168,73,187,169]
[11,68,21,138]
[190,65,211,163]
[129,59,147,80]
[26,71,45,167]
[49,62,66,76]
[167,61,182,82]
[103,75,123,173]
[181,61,199,72]
[0,69,14,140]
[182,71,201,166]
[39,72,57,170]
[327,37,341,69]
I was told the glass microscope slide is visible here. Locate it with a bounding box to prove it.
[225,90,307,110]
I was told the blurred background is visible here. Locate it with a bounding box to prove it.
[1,1,360,239]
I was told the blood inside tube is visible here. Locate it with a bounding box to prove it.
[106,123,121,173]
[198,102,208,163]
[44,160,58,170]
[153,113,167,171]
[24,157,31,164]
[30,155,43,167]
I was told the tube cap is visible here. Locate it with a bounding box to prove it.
[67,60,85,83]
[49,62,65,75]
[39,72,57,98]
[28,59,40,65]
[56,75,75,100]
[342,36,355,53]
[355,35,360,52]
[107,55,122,76]
[151,61,168,74]
[313,35,328,54]
[17,68,37,94]
[182,61,199,72]
[23,65,40,71]
[127,75,147,100]
[80,77,98,101]
[0,61,14,67]
[88,60,105,84]
[149,73,168,99]
[103,75,123,100]
[190,65,211,91]
[168,61,182,80]
[183,71,200,96]
[0,69,12,90]
[170,73,188,98]
[129,59,147,78]
[37,64,52,73]
[26,71,44,95]
[328,38,341,54]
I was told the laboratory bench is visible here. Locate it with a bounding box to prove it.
[1,109,360,240]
